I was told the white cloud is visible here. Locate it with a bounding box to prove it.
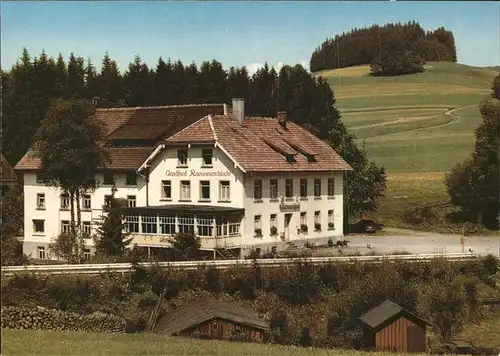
[246,62,264,76]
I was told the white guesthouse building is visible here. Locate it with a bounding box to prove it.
[15,99,352,259]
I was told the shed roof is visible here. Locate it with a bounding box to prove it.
[156,298,269,335]
[359,299,430,330]
[1,153,17,183]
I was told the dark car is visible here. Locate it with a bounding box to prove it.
[351,219,384,234]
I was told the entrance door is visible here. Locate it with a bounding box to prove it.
[284,214,292,240]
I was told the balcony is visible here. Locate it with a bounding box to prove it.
[279,196,300,211]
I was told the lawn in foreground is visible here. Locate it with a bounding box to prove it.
[1,329,427,356]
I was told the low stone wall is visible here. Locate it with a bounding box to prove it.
[1,306,126,333]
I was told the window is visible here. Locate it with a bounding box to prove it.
[178,215,195,234]
[159,215,176,235]
[315,211,321,224]
[177,149,188,166]
[285,179,293,198]
[61,220,70,234]
[103,172,114,185]
[141,213,157,234]
[254,179,262,200]
[300,212,307,226]
[228,217,240,236]
[125,215,139,233]
[200,181,210,201]
[33,220,45,234]
[254,215,262,230]
[219,181,230,201]
[36,193,45,209]
[180,181,191,200]
[83,249,91,261]
[202,149,213,166]
[314,178,322,197]
[328,178,335,197]
[104,195,112,207]
[36,174,43,184]
[328,210,334,229]
[83,194,91,210]
[127,195,136,208]
[161,180,171,199]
[60,193,70,210]
[197,216,214,237]
[300,178,308,198]
[37,246,46,259]
[82,221,92,236]
[270,179,278,199]
[126,171,137,185]
[270,214,277,228]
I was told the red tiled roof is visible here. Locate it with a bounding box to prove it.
[103,104,225,141]
[161,114,352,172]
[165,116,216,144]
[14,147,152,171]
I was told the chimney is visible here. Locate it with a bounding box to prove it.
[232,98,245,126]
[278,111,287,129]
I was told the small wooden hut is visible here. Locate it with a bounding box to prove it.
[155,298,269,343]
[359,299,430,353]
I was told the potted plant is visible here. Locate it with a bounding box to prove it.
[314,223,322,231]
[300,224,308,234]
[254,228,262,237]
[270,226,278,235]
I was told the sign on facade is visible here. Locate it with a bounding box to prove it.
[165,169,231,177]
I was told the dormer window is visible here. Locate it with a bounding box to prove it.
[177,149,188,167]
[286,154,296,163]
[103,172,114,185]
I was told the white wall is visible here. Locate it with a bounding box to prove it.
[242,172,344,248]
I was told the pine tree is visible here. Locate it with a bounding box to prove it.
[184,62,201,104]
[85,58,99,100]
[153,57,174,105]
[54,53,68,98]
[98,52,124,106]
[124,55,153,106]
[199,60,228,103]
[227,66,250,101]
[67,53,86,99]
[94,187,131,257]
[248,63,277,117]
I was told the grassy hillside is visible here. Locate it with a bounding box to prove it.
[1,329,428,356]
[317,61,498,173]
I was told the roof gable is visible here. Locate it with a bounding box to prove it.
[155,298,269,335]
[359,299,430,331]
[165,116,216,144]
[1,154,17,182]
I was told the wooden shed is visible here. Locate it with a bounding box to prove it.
[155,298,269,343]
[359,299,430,353]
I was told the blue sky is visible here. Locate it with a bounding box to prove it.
[1,1,499,74]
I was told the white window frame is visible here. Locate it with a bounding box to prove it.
[127,195,136,208]
[300,212,307,226]
[36,193,45,209]
[219,181,230,201]
[37,246,46,259]
[33,219,45,234]
[125,215,140,233]
[270,214,277,228]
[159,215,176,235]
[200,180,211,201]
[177,149,188,166]
[60,193,70,210]
[83,221,92,235]
[328,210,334,228]
[197,216,214,237]
[254,179,262,200]
[202,148,213,166]
[36,174,44,184]
[270,179,278,199]
[104,195,112,208]
[180,181,191,200]
[82,194,92,210]
[314,211,321,224]
[254,215,261,230]
[228,218,240,236]
[83,249,91,261]
[328,178,335,197]
[162,180,172,199]
[178,215,195,234]
[141,213,158,234]
[61,220,70,234]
